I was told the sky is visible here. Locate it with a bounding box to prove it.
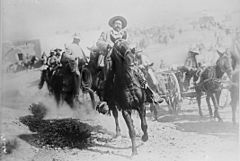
[2,0,240,41]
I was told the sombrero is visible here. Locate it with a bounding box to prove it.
[73,33,81,40]
[216,46,226,54]
[108,16,127,29]
[189,48,200,55]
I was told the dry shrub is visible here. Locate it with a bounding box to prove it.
[28,102,48,119]
[19,116,92,149]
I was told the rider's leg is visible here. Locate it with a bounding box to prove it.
[68,57,80,76]
[134,69,163,103]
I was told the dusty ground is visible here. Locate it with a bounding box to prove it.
[1,69,239,161]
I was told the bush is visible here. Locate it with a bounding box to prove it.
[28,102,47,119]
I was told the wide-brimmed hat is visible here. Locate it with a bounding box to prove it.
[189,48,200,55]
[54,48,62,52]
[108,16,127,29]
[73,33,81,40]
[216,46,226,54]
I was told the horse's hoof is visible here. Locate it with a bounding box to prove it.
[131,150,138,156]
[114,133,121,138]
[142,134,148,142]
[232,121,237,126]
[218,118,223,122]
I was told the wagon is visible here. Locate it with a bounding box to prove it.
[155,70,182,114]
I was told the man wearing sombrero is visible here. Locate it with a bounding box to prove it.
[184,47,200,71]
[95,16,163,105]
[96,16,128,50]
[95,16,128,83]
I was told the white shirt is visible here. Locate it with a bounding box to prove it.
[65,43,86,59]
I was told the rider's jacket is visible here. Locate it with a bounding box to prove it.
[96,29,128,51]
[65,43,87,62]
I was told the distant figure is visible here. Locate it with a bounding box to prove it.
[17,52,24,62]
[159,59,166,69]
[184,48,199,71]
[41,52,48,65]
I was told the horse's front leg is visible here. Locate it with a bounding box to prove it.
[111,105,121,137]
[211,93,222,122]
[138,104,148,142]
[196,88,203,117]
[150,103,158,120]
[230,100,237,124]
[215,90,221,106]
[122,110,137,156]
[88,90,96,110]
[230,87,238,124]
[206,94,213,117]
[38,70,46,89]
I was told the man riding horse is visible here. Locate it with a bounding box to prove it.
[64,33,88,76]
[96,16,162,104]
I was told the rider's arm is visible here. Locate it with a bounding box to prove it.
[96,32,109,49]
[96,31,114,49]
[122,30,128,40]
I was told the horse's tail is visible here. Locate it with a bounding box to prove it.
[81,67,93,93]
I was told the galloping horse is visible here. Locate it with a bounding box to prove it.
[39,53,96,109]
[195,53,233,121]
[47,55,81,108]
[83,48,124,141]
[103,40,148,156]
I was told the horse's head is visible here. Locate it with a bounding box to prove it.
[114,39,132,55]
[112,39,135,68]
[216,54,233,79]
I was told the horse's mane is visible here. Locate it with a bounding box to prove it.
[114,40,131,54]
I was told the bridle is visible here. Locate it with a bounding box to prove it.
[113,39,132,61]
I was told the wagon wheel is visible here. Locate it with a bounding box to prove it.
[166,72,182,114]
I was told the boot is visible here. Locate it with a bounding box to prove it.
[145,85,164,104]
[72,62,80,76]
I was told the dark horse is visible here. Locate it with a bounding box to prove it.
[103,40,148,156]
[39,54,96,109]
[195,53,233,121]
[83,48,124,142]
